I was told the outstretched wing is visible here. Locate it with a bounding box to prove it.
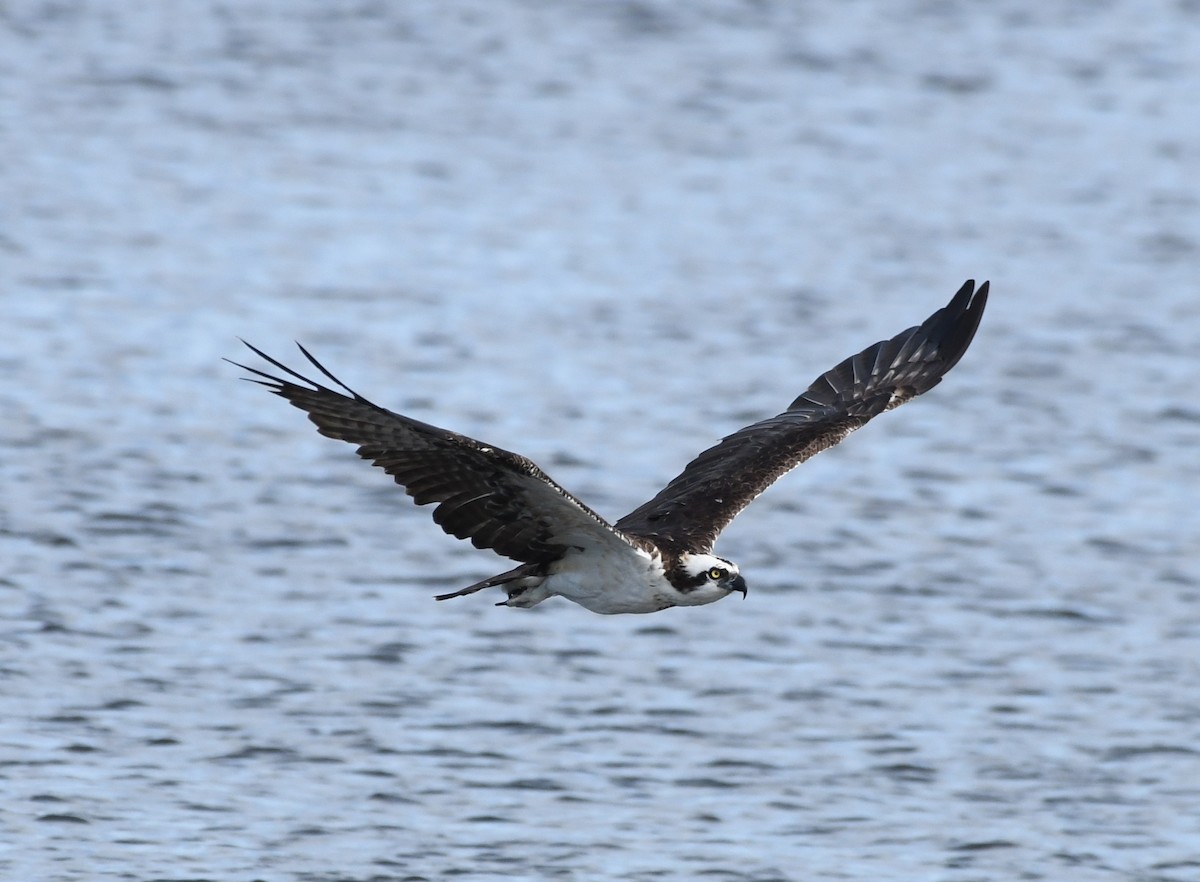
[615,280,989,555]
[230,342,637,564]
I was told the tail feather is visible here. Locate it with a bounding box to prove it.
[435,562,544,601]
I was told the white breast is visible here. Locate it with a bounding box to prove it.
[544,545,673,615]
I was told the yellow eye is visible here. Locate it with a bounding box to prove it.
[708,567,725,580]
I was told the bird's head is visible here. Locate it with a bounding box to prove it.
[664,553,748,606]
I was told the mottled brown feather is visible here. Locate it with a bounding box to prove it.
[228,342,636,565]
[614,280,988,554]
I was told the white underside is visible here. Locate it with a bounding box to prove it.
[547,546,675,614]
[502,545,734,615]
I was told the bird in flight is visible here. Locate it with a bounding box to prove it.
[232,280,987,615]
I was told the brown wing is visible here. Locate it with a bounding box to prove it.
[615,280,989,555]
[230,342,635,564]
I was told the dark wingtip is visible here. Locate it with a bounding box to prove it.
[228,339,331,390]
[935,279,989,373]
[974,279,990,307]
[295,341,343,389]
[227,339,373,404]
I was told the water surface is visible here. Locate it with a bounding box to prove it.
[2,2,1198,879]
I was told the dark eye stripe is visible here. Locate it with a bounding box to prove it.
[668,565,711,590]
[666,559,735,592]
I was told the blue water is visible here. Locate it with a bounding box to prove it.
[3,2,1198,879]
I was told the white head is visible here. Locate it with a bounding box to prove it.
[664,553,748,607]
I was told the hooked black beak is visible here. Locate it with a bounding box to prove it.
[729,574,748,598]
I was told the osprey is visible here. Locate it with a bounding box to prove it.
[232,280,987,615]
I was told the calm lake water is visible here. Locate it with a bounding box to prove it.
[3,2,1198,880]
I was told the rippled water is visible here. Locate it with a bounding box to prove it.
[3,2,1199,880]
